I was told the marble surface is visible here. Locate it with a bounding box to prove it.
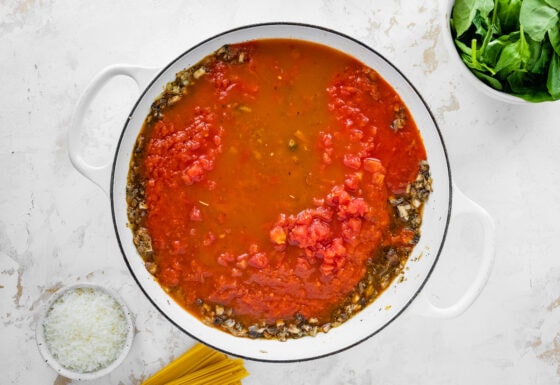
[2,0,560,384]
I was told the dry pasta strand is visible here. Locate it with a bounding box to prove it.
[141,343,236,385]
[142,344,207,385]
[163,358,248,385]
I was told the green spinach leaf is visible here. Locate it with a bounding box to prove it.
[460,49,498,74]
[519,0,559,41]
[527,36,553,73]
[494,28,531,74]
[497,0,522,32]
[544,0,560,10]
[454,38,474,55]
[547,51,560,97]
[484,31,521,64]
[453,0,495,37]
[549,21,560,55]
[507,70,535,92]
[472,68,506,88]
[473,10,493,36]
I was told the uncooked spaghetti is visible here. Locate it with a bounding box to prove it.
[141,343,248,385]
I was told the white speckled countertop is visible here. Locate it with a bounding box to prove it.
[2,0,560,384]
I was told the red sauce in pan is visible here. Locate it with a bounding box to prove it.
[128,39,429,334]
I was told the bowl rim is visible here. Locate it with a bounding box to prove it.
[35,283,135,380]
[110,21,453,362]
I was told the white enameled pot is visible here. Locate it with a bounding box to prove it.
[68,23,495,362]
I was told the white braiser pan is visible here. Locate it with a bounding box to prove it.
[68,23,495,362]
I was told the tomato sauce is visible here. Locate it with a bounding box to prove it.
[129,39,428,333]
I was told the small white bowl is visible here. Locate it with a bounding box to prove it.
[442,0,532,104]
[36,284,134,381]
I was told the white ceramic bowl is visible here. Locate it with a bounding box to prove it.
[442,0,551,104]
[36,284,135,380]
[69,22,495,362]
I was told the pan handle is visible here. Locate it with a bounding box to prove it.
[412,184,495,318]
[68,65,159,196]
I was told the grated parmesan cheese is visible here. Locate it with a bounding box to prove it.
[43,286,129,373]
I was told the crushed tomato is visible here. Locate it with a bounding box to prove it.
[129,39,428,330]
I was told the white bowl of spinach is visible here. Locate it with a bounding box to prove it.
[447,0,560,103]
